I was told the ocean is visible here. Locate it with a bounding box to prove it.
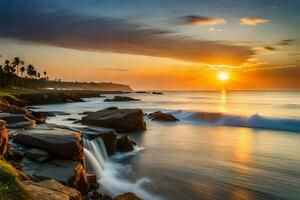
[33,91,300,200]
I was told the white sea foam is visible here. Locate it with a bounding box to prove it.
[172,110,300,132]
[83,138,163,200]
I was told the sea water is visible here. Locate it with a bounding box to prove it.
[33,91,300,200]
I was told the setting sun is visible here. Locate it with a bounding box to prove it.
[218,72,229,81]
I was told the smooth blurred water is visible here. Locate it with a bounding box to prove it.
[34,91,300,200]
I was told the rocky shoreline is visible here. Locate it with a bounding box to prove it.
[0,91,143,200]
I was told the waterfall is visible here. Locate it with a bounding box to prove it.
[83,136,161,200]
[83,137,108,178]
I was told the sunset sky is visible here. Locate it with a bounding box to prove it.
[0,0,300,90]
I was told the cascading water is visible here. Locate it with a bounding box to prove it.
[83,136,164,200]
[83,137,107,178]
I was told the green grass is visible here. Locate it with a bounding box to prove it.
[0,88,35,97]
[0,157,31,200]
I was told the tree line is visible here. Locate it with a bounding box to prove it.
[0,57,48,88]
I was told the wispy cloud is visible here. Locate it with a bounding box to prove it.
[253,46,276,53]
[277,39,296,46]
[0,4,253,66]
[240,17,270,25]
[98,68,129,72]
[183,15,227,26]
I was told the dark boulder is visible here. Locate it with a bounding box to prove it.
[152,92,164,95]
[117,135,134,152]
[65,118,77,121]
[29,111,46,124]
[87,191,113,200]
[114,193,142,200]
[135,91,148,94]
[148,111,178,122]
[13,125,83,162]
[81,107,146,132]
[104,96,140,102]
[78,111,94,116]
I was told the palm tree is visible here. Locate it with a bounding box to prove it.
[20,66,25,77]
[12,57,21,76]
[20,60,25,76]
[32,70,37,78]
[4,60,11,74]
[27,64,35,78]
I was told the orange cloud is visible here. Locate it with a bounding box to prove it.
[184,16,227,25]
[240,17,270,25]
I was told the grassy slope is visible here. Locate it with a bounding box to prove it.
[0,88,35,97]
[0,156,31,200]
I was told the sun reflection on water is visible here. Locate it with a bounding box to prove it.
[219,90,228,113]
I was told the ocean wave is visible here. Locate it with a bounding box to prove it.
[171,110,300,133]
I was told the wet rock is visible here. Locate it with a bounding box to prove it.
[0,97,27,114]
[17,92,84,105]
[81,107,146,132]
[29,111,46,124]
[65,118,77,121]
[0,120,9,157]
[27,106,40,109]
[0,113,36,128]
[25,179,82,200]
[25,148,50,162]
[135,91,149,94]
[148,111,178,122]
[86,191,113,200]
[152,92,164,95]
[117,135,134,152]
[87,173,99,190]
[104,96,140,102]
[43,111,71,116]
[36,111,57,117]
[78,111,94,116]
[114,193,142,200]
[21,158,88,194]
[13,125,83,162]
[8,143,27,161]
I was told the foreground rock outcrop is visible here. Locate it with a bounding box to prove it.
[0,120,9,157]
[81,107,146,132]
[25,179,82,200]
[0,113,36,129]
[104,96,140,102]
[148,111,178,122]
[0,97,46,124]
[21,158,88,194]
[13,125,83,162]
